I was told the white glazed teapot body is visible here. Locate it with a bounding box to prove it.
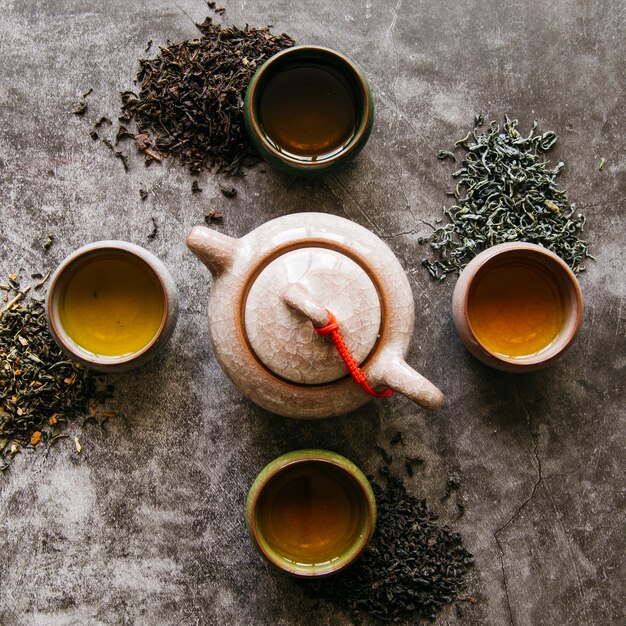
[187,213,443,418]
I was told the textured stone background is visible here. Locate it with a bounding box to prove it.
[0,0,624,624]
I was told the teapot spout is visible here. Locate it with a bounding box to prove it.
[368,357,444,411]
[186,226,238,276]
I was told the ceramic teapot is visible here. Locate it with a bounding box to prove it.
[186,213,443,419]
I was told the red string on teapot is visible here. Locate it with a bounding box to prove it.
[312,309,394,399]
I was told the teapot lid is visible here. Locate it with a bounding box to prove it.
[244,247,381,384]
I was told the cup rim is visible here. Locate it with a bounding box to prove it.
[461,242,583,368]
[244,45,373,169]
[47,241,170,367]
[246,449,376,577]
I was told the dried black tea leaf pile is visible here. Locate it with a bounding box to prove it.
[120,17,295,175]
[422,115,591,279]
[302,469,474,623]
[0,277,105,469]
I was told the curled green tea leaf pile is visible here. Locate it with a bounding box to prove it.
[0,278,98,469]
[120,18,295,175]
[302,469,474,623]
[422,115,591,279]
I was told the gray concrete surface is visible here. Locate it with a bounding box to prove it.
[1,0,624,624]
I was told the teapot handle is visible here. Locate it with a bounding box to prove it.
[367,358,444,411]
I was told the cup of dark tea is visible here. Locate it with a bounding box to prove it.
[46,241,178,372]
[452,242,583,372]
[243,46,374,176]
[246,449,376,577]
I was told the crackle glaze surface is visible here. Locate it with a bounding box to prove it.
[244,247,381,384]
[187,212,443,417]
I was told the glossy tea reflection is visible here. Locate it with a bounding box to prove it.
[451,242,583,372]
[58,253,165,356]
[246,450,376,576]
[467,259,566,358]
[258,63,357,160]
[47,241,179,372]
[255,461,365,566]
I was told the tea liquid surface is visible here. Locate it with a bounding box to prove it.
[258,63,357,159]
[257,462,364,565]
[467,260,565,358]
[59,254,165,356]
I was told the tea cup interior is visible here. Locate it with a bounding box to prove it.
[245,46,373,172]
[464,247,582,366]
[247,452,376,577]
[48,245,169,367]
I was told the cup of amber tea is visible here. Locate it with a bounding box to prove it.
[243,46,374,176]
[452,242,583,372]
[246,449,376,577]
[46,241,178,372]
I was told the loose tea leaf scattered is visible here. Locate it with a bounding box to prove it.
[94,116,112,128]
[442,471,461,500]
[114,151,129,171]
[219,186,237,199]
[204,209,224,224]
[43,233,54,251]
[422,115,591,279]
[147,217,158,240]
[405,455,424,477]
[72,101,88,116]
[302,469,474,623]
[120,18,295,175]
[0,278,106,469]
[390,430,405,445]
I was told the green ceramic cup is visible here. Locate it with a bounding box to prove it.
[246,449,376,577]
[243,46,374,176]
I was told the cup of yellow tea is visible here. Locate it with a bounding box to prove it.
[246,449,376,577]
[452,242,582,372]
[243,46,374,176]
[46,241,178,371]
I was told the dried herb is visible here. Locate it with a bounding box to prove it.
[114,151,129,171]
[204,209,224,224]
[116,125,135,144]
[43,233,54,251]
[437,150,456,162]
[405,456,424,477]
[302,469,474,623]
[94,116,112,128]
[373,444,392,465]
[390,430,405,445]
[120,18,295,175]
[191,181,202,194]
[422,115,591,279]
[220,186,237,199]
[147,217,158,240]
[599,157,606,171]
[442,471,461,500]
[72,101,88,116]
[0,278,106,470]
[140,188,149,201]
